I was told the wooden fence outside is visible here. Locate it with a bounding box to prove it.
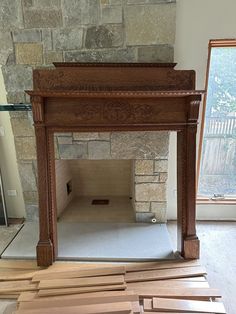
[201,116,236,176]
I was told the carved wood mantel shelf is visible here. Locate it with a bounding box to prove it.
[26,63,204,266]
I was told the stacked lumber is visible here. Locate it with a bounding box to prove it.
[0,259,226,313]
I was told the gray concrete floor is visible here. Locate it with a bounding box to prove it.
[0,301,16,314]
[2,222,175,261]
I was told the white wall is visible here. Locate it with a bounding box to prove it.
[0,68,26,218]
[55,160,74,217]
[167,0,236,220]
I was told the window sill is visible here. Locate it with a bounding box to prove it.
[197,198,236,205]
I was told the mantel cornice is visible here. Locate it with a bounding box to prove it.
[53,62,178,68]
[26,90,205,99]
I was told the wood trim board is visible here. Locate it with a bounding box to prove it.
[125,266,207,282]
[152,297,226,313]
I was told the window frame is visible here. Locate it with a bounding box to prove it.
[197,39,236,204]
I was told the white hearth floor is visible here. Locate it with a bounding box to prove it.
[59,196,135,223]
[1,222,176,261]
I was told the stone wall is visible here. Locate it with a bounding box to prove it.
[0,0,176,104]
[0,0,176,221]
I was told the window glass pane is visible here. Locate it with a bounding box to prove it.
[198,47,236,197]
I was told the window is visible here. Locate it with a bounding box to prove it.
[198,40,236,200]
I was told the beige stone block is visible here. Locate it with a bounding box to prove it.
[99,133,111,140]
[151,202,167,222]
[56,132,72,137]
[73,132,100,141]
[136,183,166,202]
[125,4,175,45]
[44,51,63,64]
[18,162,37,191]
[23,9,62,28]
[9,112,28,119]
[155,159,168,172]
[135,202,150,212]
[0,31,13,65]
[135,175,159,183]
[111,131,169,159]
[11,118,34,137]
[135,160,153,175]
[59,142,88,159]
[23,191,39,204]
[57,136,72,145]
[88,141,111,159]
[101,5,122,24]
[15,43,43,65]
[151,201,167,212]
[159,172,168,182]
[15,137,36,160]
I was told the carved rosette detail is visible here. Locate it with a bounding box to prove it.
[102,102,155,123]
[74,104,101,121]
[31,95,44,123]
[133,104,153,120]
[103,103,132,122]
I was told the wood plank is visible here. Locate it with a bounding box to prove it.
[0,268,34,273]
[0,285,37,293]
[0,260,41,270]
[18,292,38,302]
[126,260,201,272]
[131,287,221,300]
[127,280,209,289]
[152,297,226,313]
[143,298,152,311]
[47,262,115,271]
[0,284,38,293]
[38,283,127,297]
[15,301,134,314]
[0,280,31,288]
[18,290,133,303]
[171,277,207,282]
[18,291,137,303]
[0,271,37,281]
[0,280,38,293]
[38,274,124,289]
[142,299,213,313]
[125,266,206,283]
[0,294,20,299]
[32,266,125,282]
[18,292,139,310]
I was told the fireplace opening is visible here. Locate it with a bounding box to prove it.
[55,159,136,223]
[54,131,170,225]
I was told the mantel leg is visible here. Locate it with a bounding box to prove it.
[177,127,200,259]
[35,126,54,266]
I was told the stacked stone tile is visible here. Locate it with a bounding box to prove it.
[0,0,176,222]
[0,0,176,104]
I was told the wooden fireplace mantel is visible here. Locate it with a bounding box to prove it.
[26,63,204,266]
